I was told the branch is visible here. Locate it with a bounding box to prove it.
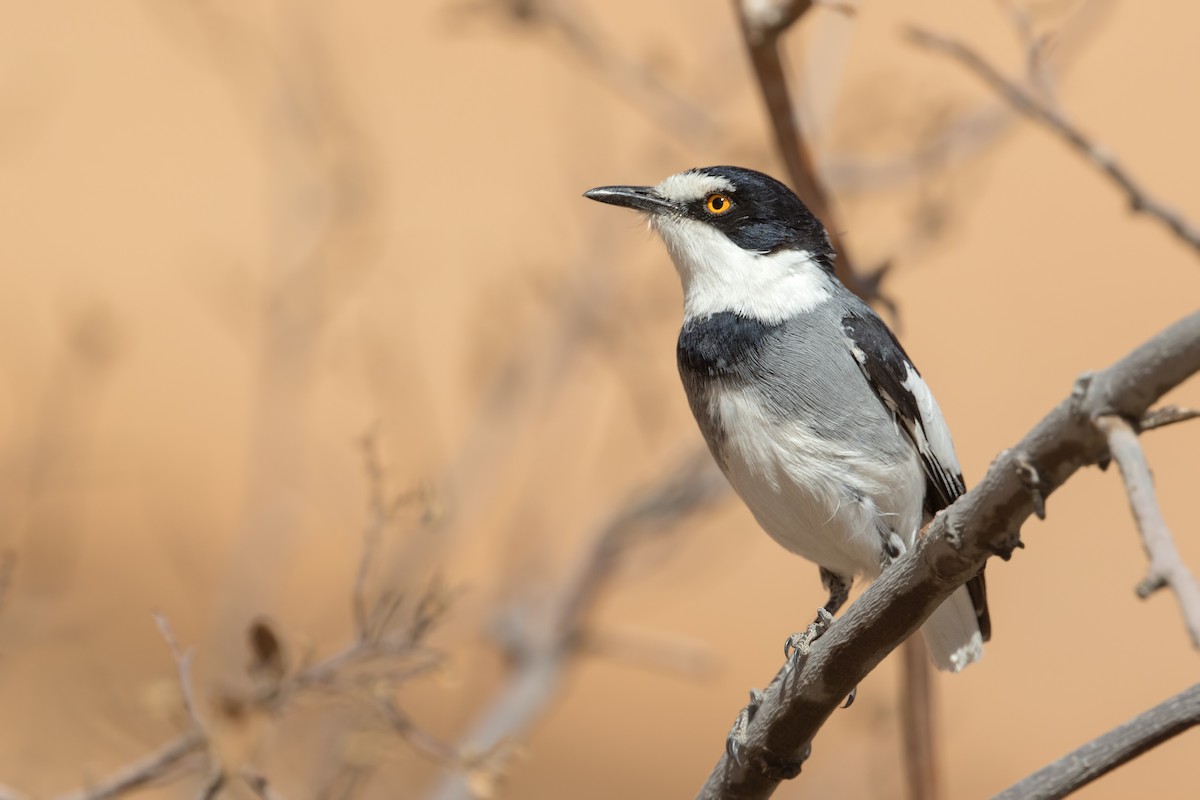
[994,683,1200,800]
[898,638,938,800]
[51,732,205,800]
[696,310,1200,800]
[1138,405,1200,432]
[732,0,885,307]
[1095,415,1200,647]
[446,0,722,142]
[907,26,1200,256]
[427,450,729,800]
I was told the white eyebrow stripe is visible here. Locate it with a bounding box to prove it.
[655,171,734,204]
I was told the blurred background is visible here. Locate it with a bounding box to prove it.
[0,0,1198,797]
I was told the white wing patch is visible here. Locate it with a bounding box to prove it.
[902,368,965,507]
[841,325,965,507]
[901,365,963,489]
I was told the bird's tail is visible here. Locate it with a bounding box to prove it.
[921,585,984,672]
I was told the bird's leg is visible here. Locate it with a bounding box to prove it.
[818,567,851,617]
[878,528,906,570]
[789,568,855,708]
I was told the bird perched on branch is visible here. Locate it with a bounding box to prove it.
[584,166,989,672]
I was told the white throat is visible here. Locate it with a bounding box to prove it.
[651,215,832,323]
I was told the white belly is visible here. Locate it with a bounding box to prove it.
[711,385,925,579]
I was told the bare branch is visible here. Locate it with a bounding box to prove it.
[907,26,1200,256]
[240,769,286,800]
[195,773,225,800]
[995,683,1200,800]
[153,613,206,733]
[1095,415,1200,648]
[732,0,884,307]
[446,0,721,141]
[374,696,466,767]
[1138,405,1200,432]
[427,449,729,800]
[51,732,205,800]
[898,638,938,800]
[696,310,1200,800]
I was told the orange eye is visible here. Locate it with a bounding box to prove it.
[705,193,733,214]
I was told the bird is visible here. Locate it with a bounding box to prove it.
[584,165,989,672]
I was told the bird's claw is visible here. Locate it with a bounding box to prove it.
[783,608,834,665]
[726,688,765,765]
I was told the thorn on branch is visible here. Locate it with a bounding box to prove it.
[1015,453,1047,520]
[1070,371,1095,412]
[1136,573,1169,599]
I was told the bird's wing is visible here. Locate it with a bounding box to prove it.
[840,310,965,512]
[840,308,989,641]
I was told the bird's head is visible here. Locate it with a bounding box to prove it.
[584,166,836,323]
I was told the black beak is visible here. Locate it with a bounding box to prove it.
[583,185,677,215]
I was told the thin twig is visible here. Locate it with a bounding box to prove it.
[153,613,206,732]
[52,731,205,800]
[695,310,1200,799]
[427,449,729,800]
[50,619,212,800]
[907,26,1200,256]
[241,769,286,800]
[994,683,1200,800]
[446,0,721,142]
[732,0,884,307]
[195,773,225,800]
[375,696,465,767]
[1095,414,1200,648]
[1138,405,1200,432]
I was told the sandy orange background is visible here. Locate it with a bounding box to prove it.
[1,1,1198,798]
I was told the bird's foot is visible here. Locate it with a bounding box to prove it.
[782,608,857,707]
[725,687,809,778]
[783,607,833,667]
[726,688,764,766]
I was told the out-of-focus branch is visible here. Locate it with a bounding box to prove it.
[696,310,1200,800]
[898,637,937,800]
[447,0,721,142]
[50,617,213,800]
[427,449,729,800]
[994,683,1200,800]
[1138,405,1200,433]
[51,732,205,800]
[907,26,1200,256]
[52,616,210,800]
[732,0,886,308]
[44,442,453,800]
[1095,415,1200,648]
